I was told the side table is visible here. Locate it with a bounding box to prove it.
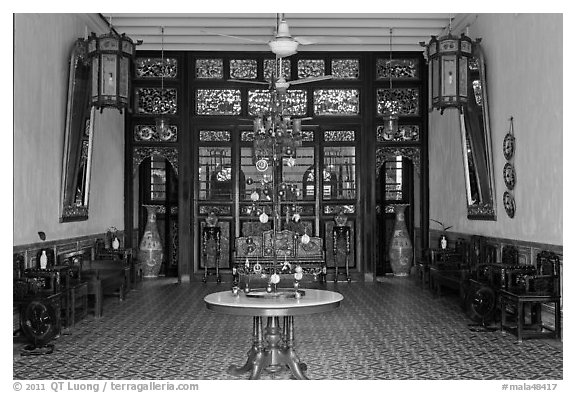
[205,289,343,379]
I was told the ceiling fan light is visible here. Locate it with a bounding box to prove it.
[275,78,290,93]
[268,39,298,57]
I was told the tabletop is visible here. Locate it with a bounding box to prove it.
[204,288,344,316]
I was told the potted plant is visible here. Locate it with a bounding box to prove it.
[430,219,453,250]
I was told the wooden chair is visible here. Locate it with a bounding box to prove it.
[415,249,432,289]
[428,242,468,298]
[499,251,561,342]
[463,242,499,324]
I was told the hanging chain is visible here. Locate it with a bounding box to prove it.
[508,116,515,135]
[160,26,165,91]
[389,28,393,90]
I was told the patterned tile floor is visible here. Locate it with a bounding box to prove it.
[13,277,563,380]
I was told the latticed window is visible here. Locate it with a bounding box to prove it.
[150,156,166,201]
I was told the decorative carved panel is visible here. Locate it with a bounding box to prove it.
[133,147,179,175]
[134,124,178,142]
[375,146,421,177]
[135,57,178,79]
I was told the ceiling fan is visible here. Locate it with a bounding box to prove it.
[204,14,353,93]
[229,56,333,94]
[201,13,360,58]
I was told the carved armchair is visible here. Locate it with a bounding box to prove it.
[499,250,561,342]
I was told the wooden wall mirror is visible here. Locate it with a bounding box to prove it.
[60,39,95,222]
[460,42,496,220]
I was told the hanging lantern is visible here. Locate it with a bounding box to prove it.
[423,32,473,113]
[381,100,399,138]
[382,28,399,137]
[155,26,171,135]
[87,31,135,113]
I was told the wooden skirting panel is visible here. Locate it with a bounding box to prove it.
[429,229,563,313]
[13,231,127,269]
[428,230,562,262]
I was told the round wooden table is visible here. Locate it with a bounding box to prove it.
[204,288,343,379]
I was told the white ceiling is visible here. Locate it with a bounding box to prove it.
[101,13,456,53]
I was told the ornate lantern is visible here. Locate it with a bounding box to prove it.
[423,32,473,113]
[381,28,399,136]
[87,30,136,113]
[155,26,171,135]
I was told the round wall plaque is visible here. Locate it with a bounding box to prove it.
[503,162,516,190]
[503,133,515,160]
[503,191,516,218]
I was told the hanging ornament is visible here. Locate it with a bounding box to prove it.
[282,259,291,271]
[270,273,280,284]
[253,262,262,274]
[301,233,310,244]
[294,265,303,281]
[250,191,260,201]
[259,212,269,223]
[256,159,268,172]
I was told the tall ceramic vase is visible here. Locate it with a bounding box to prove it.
[139,205,164,278]
[388,204,413,277]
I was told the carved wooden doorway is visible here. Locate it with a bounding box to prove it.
[133,151,179,277]
[375,148,421,276]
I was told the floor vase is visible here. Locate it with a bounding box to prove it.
[139,205,164,278]
[388,204,413,277]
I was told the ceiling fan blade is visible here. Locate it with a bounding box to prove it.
[200,29,269,44]
[295,36,363,45]
[289,75,333,85]
[293,36,317,45]
[228,79,269,85]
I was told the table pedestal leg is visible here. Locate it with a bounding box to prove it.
[228,315,309,380]
[228,316,265,378]
[282,315,308,379]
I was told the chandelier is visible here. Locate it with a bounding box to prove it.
[252,83,304,172]
[244,61,311,294]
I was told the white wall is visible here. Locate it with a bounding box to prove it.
[429,13,563,246]
[13,14,126,245]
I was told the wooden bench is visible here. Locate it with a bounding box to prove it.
[232,229,327,286]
